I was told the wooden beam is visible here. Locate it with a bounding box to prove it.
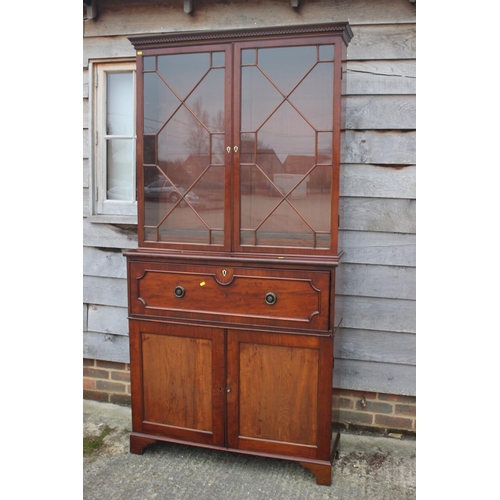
[184,0,194,14]
[84,0,98,20]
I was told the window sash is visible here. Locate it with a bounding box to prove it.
[94,62,137,217]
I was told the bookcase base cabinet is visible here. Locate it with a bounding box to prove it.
[128,319,339,485]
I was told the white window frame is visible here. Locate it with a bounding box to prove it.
[90,60,137,223]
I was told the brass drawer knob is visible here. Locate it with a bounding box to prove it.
[174,286,185,298]
[265,292,277,305]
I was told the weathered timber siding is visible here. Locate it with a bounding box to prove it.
[83,0,416,395]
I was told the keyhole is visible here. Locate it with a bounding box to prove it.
[222,269,227,276]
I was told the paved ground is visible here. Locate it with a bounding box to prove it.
[83,400,416,499]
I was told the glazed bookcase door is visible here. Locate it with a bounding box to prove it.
[137,44,233,251]
[233,37,343,256]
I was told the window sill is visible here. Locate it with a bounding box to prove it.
[88,214,137,225]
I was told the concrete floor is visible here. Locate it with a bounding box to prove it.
[84,400,416,499]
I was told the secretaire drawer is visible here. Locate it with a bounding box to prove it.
[128,261,331,331]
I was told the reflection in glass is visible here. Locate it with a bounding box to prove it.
[142,51,226,246]
[258,202,315,248]
[289,62,333,131]
[212,52,225,67]
[107,73,133,135]
[257,46,316,95]
[106,139,134,201]
[259,101,315,160]
[319,45,334,61]
[144,72,179,134]
[186,68,225,133]
[317,132,332,163]
[241,66,282,132]
[143,135,156,165]
[242,49,256,65]
[158,205,210,244]
[211,134,225,165]
[158,105,210,172]
[239,44,335,249]
[157,52,210,99]
[143,56,156,71]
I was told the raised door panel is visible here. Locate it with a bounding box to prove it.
[129,320,225,446]
[226,330,333,460]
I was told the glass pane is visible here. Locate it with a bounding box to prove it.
[240,165,281,228]
[257,46,316,95]
[318,132,332,162]
[319,45,334,61]
[107,72,133,135]
[241,66,282,131]
[307,165,332,198]
[142,51,226,247]
[143,56,156,71]
[241,133,256,159]
[143,135,156,165]
[158,206,210,244]
[242,49,256,65]
[158,106,210,170]
[258,101,315,160]
[299,167,331,231]
[106,139,134,201]
[257,203,314,248]
[187,165,225,227]
[289,62,333,131]
[186,68,225,133]
[157,53,210,100]
[239,44,334,250]
[211,134,225,165]
[144,72,179,134]
[212,52,225,67]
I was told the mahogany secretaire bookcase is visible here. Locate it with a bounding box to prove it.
[125,22,353,485]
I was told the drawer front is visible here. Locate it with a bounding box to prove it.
[128,261,331,331]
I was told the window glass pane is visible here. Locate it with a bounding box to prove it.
[107,73,133,135]
[106,139,134,201]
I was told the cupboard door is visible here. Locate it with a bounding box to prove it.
[129,320,226,446]
[226,330,333,460]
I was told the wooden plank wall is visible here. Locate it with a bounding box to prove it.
[83,0,416,395]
